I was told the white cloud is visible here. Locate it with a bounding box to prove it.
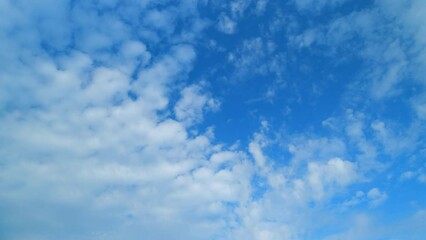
[292,29,324,47]
[412,95,426,120]
[255,0,269,14]
[400,171,416,181]
[230,0,251,18]
[343,110,384,172]
[323,209,426,240]
[249,141,267,167]
[419,174,426,183]
[228,37,285,86]
[322,214,375,240]
[370,120,421,157]
[369,61,407,99]
[210,151,239,166]
[289,2,425,104]
[367,188,388,207]
[307,158,358,201]
[287,137,346,166]
[217,14,237,34]
[0,1,251,239]
[144,9,175,34]
[174,84,220,126]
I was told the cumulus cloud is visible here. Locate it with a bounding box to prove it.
[255,0,269,14]
[0,1,245,239]
[1,0,426,239]
[217,14,237,34]
[307,158,358,201]
[175,84,220,126]
[367,188,388,207]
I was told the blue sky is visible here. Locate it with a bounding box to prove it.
[1,0,426,239]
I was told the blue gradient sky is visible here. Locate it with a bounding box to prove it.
[1,0,426,239]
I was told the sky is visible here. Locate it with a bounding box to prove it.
[0,0,426,239]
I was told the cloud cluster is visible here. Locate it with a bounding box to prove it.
[1,0,426,239]
[0,1,248,239]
